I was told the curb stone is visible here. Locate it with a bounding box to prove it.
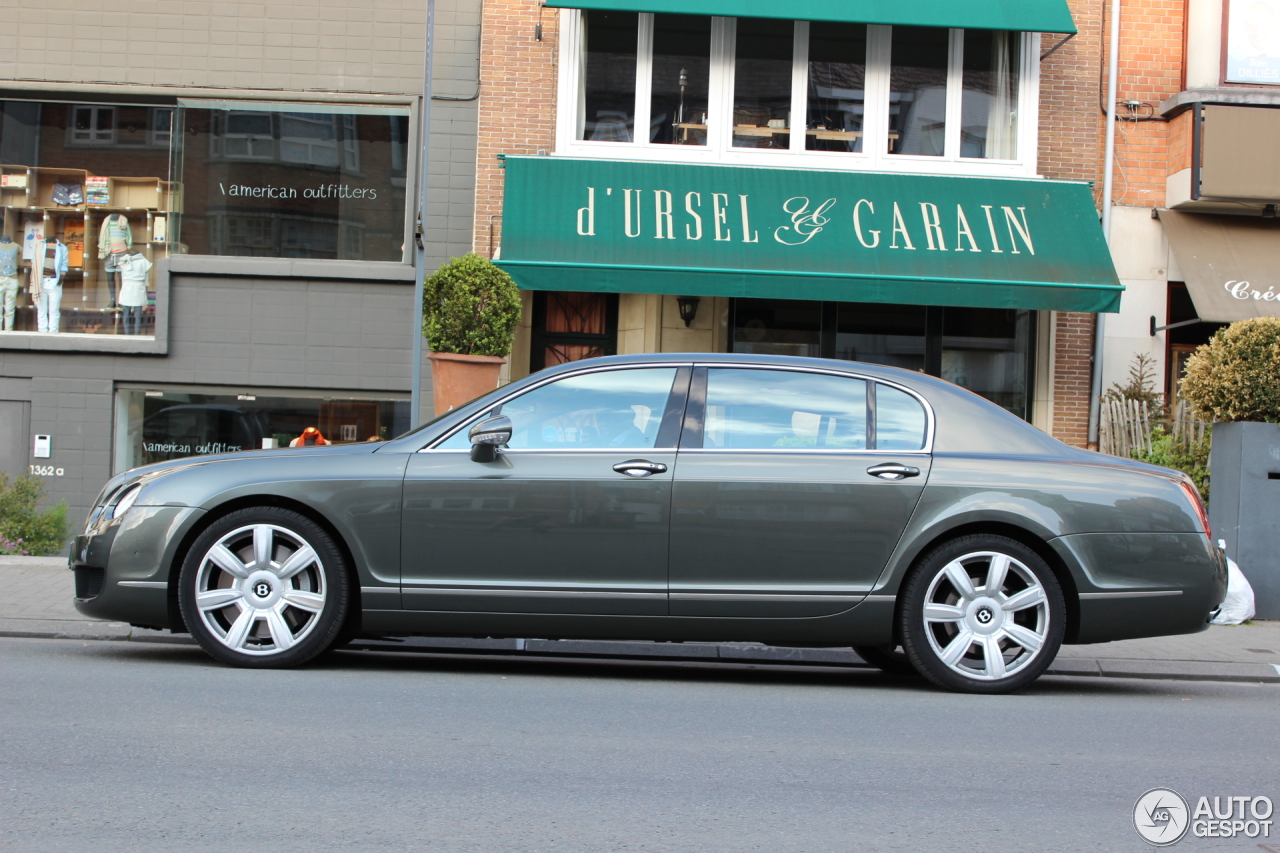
[1,623,1277,683]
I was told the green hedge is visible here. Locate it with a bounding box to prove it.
[0,473,69,556]
[422,253,522,357]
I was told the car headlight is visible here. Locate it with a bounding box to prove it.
[109,484,143,520]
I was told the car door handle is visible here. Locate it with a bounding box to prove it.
[867,463,921,481]
[613,460,668,477]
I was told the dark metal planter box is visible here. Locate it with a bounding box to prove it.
[1209,421,1280,619]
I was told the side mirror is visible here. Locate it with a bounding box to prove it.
[468,415,512,463]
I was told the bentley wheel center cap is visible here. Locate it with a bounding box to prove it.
[976,607,994,624]
[252,579,274,600]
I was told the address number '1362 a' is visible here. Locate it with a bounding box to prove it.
[29,465,64,477]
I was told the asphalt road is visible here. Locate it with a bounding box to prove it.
[2,637,1277,853]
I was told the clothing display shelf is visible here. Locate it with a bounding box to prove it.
[105,177,163,211]
[0,165,33,209]
[33,167,90,210]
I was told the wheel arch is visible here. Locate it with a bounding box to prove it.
[166,494,363,636]
[884,520,1081,646]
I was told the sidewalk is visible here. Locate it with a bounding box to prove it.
[4,555,1278,683]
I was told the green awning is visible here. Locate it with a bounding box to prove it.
[496,157,1121,314]
[546,0,1076,33]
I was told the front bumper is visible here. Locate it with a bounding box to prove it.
[70,505,206,629]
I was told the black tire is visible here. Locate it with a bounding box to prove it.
[178,507,350,668]
[852,644,919,676]
[899,534,1065,694]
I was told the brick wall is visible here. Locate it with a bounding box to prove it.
[1038,1,1104,184]
[1101,0,1186,207]
[1051,312,1097,447]
[473,0,560,256]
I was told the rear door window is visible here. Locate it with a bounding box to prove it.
[875,383,928,450]
[700,368,868,450]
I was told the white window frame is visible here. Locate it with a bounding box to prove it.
[67,105,117,146]
[279,112,342,168]
[211,110,277,161]
[149,107,174,148]
[556,10,1040,178]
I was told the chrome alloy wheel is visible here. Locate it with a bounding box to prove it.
[193,524,327,656]
[920,550,1050,682]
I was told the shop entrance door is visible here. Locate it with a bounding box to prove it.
[530,291,619,371]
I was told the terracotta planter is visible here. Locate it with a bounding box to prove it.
[426,351,506,415]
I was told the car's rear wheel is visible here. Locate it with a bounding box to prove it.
[852,644,918,676]
[900,535,1065,694]
[179,507,349,668]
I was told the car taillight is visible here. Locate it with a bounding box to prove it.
[1179,481,1211,538]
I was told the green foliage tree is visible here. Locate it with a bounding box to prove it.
[422,253,522,357]
[1103,352,1164,411]
[0,473,69,556]
[1180,317,1280,423]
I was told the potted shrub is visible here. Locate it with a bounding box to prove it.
[1180,316,1280,618]
[422,253,522,414]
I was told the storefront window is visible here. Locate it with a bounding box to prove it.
[961,30,1021,159]
[578,11,640,142]
[888,27,950,156]
[730,298,1035,420]
[650,15,712,146]
[173,101,408,260]
[836,303,925,369]
[731,299,821,358]
[0,97,410,340]
[114,388,411,473]
[562,15,1033,171]
[0,100,173,337]
[732,19,795,149]
[940,307,1033,420]
[806,23,868,153]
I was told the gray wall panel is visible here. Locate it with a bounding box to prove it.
[1,0,481,544]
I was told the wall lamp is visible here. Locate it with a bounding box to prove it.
[676,296,701,327]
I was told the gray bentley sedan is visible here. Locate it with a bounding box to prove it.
[72,354,1226,693]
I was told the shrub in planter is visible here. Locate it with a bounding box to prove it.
[1180,316,1280,423]
[422,253,523,413]
[422,253,522,357]
[1179,316,1280,618]
[0,473,69,556]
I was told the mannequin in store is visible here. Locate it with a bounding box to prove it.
[97,212,133,309]
[0,234,19,331]
[290,427,329,447]
[31,235,68,333]
[116,249,153,336]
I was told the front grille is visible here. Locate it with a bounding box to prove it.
[74,566,106,599]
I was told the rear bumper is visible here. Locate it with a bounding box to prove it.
[1053,532,1228,644]
[70,505,206,630]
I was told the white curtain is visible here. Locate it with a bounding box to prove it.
[986,32,1017,159]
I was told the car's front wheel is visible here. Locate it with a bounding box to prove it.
[899,535,1065,693]
[179,507,349,668]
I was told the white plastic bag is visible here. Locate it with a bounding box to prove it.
[1211,556,1256,625]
